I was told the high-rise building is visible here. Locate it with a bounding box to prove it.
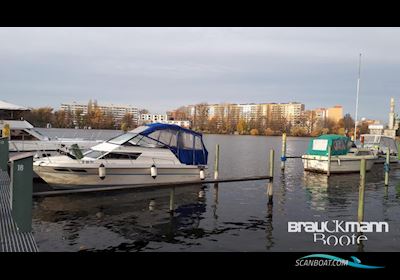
[326,105,343,123]
[177,102,305,127]
[60,101,139,125]
[313,106,343,125]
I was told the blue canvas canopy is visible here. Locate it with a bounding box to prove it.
[109,123,208,165]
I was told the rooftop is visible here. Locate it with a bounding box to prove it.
[0,100,29,111]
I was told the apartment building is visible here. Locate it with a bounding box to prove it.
[60,101,139,124]
[139,113,190,128]
[179,102,305,126]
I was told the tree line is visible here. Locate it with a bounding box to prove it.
[21,101,139,131]
[172,103,368,137]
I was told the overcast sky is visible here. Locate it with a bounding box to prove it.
[0,27,399,123]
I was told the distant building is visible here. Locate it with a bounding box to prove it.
[326,106,343,123]
[181,102,305,126]
[139,113,190,128]
[60,101,139,125]
[383,97,399,138]
[368,124,384,135]
[162,120,191,128]
[312,105,343,125]
[139,114,168,124]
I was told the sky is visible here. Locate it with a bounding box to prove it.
[0,27,399,123]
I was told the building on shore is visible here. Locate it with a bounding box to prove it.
[383,97,399,138]
[139,113,191,128]
[60,101,139,126]
[172,102,305,127]
[312,106,343,125]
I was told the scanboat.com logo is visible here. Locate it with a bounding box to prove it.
[296,254,384,269]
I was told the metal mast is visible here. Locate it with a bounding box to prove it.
[354,53,362,140]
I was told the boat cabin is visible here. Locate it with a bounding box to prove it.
[85,123,208,165]
[306,134,352,156]
[360,134,398,155]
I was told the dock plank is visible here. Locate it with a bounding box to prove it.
[0,170,38,252]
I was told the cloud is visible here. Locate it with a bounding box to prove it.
[0,27,399,121]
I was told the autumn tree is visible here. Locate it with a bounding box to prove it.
[236,119,247,134]
[193,103,209,131]
[250,128,259,135]
[23,107,54,127]
[120,113,135,132]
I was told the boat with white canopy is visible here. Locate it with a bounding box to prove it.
[359,134,399,164]
[33,123,208,188]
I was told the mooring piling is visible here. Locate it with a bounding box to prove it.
[269,149,274,179]
[267,149,274,204]
[0,144,38,251]
[327,145,332,177]
[214,144,220,180]
[169,187,175,214]
[10,153,34,232]
[358,158,366,223]
[280,133,287,171]
[384,148,390,186]
[0,137,9,171]
[213,183,219,204]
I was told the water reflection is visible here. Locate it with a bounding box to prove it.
[265,182,274,250]
[31,134,400,251]
[33,185,207,251]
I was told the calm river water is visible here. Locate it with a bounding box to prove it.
[32,132,400,252]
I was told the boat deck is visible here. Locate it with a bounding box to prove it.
[0,170,38,252]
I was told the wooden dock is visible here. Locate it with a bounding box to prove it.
[0,170,38,252]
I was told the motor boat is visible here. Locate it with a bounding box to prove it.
[0,120,102,158]
[302,134,377,174]
[33,123,208,188]
[358,134,399,164]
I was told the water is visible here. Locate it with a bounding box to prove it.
[32,133,400,252]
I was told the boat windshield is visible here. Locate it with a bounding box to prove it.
[108,133,137,145]
[363,135,378,144]
[83,150,107,159]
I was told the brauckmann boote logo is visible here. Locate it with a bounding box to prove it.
[295,254,384,269]
[288,220,389,246]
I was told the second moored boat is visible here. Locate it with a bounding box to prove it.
[302,134,377,174]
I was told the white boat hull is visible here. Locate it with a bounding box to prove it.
[302,155,376,174]
[373,156,399,164]
[34,164,206,188]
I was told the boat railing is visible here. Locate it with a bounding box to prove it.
[34,142,52,163]
[11,141,20,152]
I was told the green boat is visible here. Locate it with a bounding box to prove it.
[302,134,377,174]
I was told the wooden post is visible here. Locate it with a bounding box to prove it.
[269,149,274,179]
[384,148,390,186]
[169,187,175,213]
[397,141,400,160]
[213,183,219,204]
[267,149,274,204]
[327,145,332,177]
[281,133,287,171]
[0,137,9,171]
[214,144,219,180]
[358,158,366,223]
